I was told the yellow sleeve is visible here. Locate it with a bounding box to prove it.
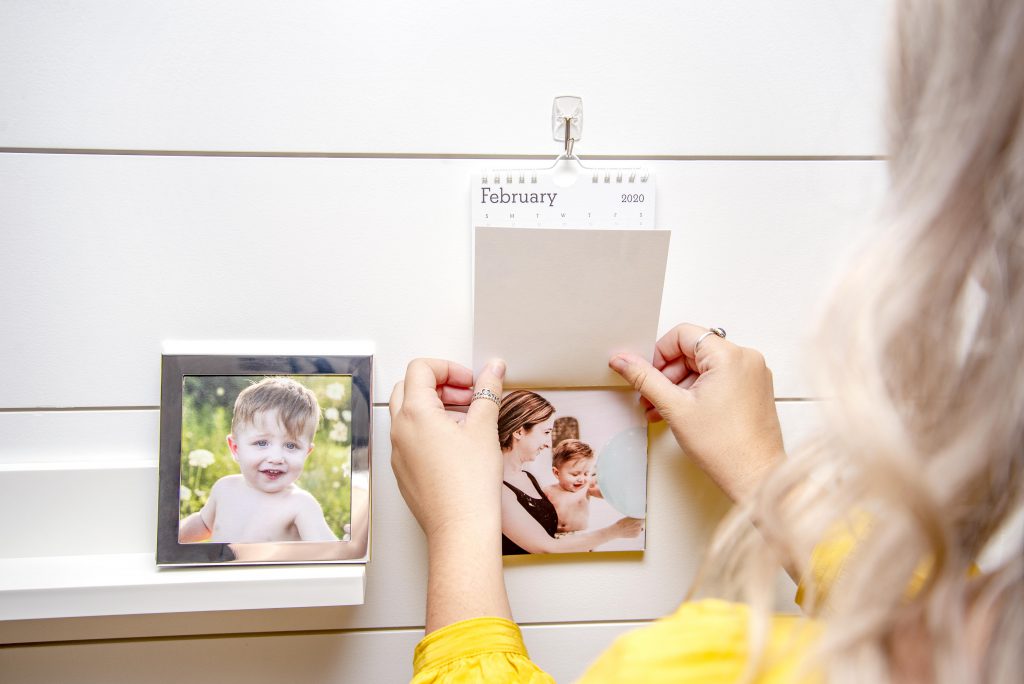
[794,513,977,608]
[794,518,864,608]
[578,599,823,684]
[411,617,555,684]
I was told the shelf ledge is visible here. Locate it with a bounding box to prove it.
[0,553,365,621]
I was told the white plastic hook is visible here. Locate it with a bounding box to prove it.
[552,96,583,157]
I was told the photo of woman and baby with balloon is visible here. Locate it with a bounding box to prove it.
[493,389,648,555]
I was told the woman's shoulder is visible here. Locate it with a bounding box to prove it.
[577,599,824,684]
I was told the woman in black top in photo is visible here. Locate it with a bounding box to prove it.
[498,390,641,554]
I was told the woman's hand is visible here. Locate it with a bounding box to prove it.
[609,323,784,502]
[390,358,512,632]
[390,358,507,540]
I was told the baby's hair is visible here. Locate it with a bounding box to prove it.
[551,439,594,469]
[231,377,321,440]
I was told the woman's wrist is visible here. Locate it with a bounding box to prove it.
[425,516,510,633]
[425,511,501,551]
[722,446,786,503]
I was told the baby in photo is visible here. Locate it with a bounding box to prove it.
[178,377,338,543]
[543,439,602,536]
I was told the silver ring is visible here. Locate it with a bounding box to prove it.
[693,327,726,355]
[471,388,501,407]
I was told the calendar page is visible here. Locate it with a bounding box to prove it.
[471,162,656,228]
[473,226,670,388]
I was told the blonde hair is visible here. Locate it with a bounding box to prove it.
[698,1,1024,682]
[231,377,321,441]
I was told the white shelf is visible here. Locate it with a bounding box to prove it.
[0,553,365,621]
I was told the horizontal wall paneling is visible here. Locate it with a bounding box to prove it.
[0,1,889,156]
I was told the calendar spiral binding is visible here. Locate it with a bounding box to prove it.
[480,167,651,185]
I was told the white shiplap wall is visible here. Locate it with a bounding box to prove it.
[0,1,890,682]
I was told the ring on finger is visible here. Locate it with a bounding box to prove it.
[693,327,727,355]
[471,388,502,407]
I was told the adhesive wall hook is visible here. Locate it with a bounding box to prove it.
[552,96,583,157]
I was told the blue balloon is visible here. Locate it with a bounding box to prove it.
[596,426,648,518]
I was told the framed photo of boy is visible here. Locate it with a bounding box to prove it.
[156,351,372,566]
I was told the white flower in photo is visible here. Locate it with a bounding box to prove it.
[331,465,340,474]
[342,410,351,422]
[180,485,192,500]
[325,382,345,401]
[188,449,215,468]
[324,407,340,422]
[215,386,225,397]
[332,481,341,489]
[194,489,205,499]
[329,423,349,443]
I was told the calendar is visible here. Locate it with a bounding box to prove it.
[468,101,665,557]
[471,163,656,228]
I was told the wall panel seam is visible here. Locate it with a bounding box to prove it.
[0,147,885,162]
[0,398,819,413]
[0,618,654,649]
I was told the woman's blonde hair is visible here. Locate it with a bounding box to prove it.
[698,1,1024,681]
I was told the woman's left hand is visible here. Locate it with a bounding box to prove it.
[390,358,513,633]
[390,358,507,541]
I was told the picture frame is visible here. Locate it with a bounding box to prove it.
[156,350,372,566]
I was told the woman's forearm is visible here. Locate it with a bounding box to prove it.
[425,518,512,634]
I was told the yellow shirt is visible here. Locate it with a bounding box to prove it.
[411,600,823,683]
[410,521,897,682]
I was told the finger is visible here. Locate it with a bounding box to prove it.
[403,358,474,406]
[610,352,689,415]
[641,358,692,408]
[659,357,691,385]
[653,323,727,369]
[389,381,405,419]
[643,370,698,421]
[466,358,506,428]
[438,385,474,405]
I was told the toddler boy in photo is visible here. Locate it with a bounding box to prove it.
[543,439,602,536]
[178,377,338,543]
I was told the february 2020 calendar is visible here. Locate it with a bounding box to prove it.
[468,154,665,557]
[471,162,656,228]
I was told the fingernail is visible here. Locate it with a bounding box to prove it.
[609,355,628,373]
[488,359,506,379]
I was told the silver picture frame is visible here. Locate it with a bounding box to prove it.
[156,352,372,566]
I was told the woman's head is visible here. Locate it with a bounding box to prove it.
[813,0,1024,572]
[498,390,555,456]
[701,1,1024,680]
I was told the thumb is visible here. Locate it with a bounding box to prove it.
[466,358,506,428]
[609,352,686,415]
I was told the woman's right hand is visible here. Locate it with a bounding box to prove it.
[609,323,784,502]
